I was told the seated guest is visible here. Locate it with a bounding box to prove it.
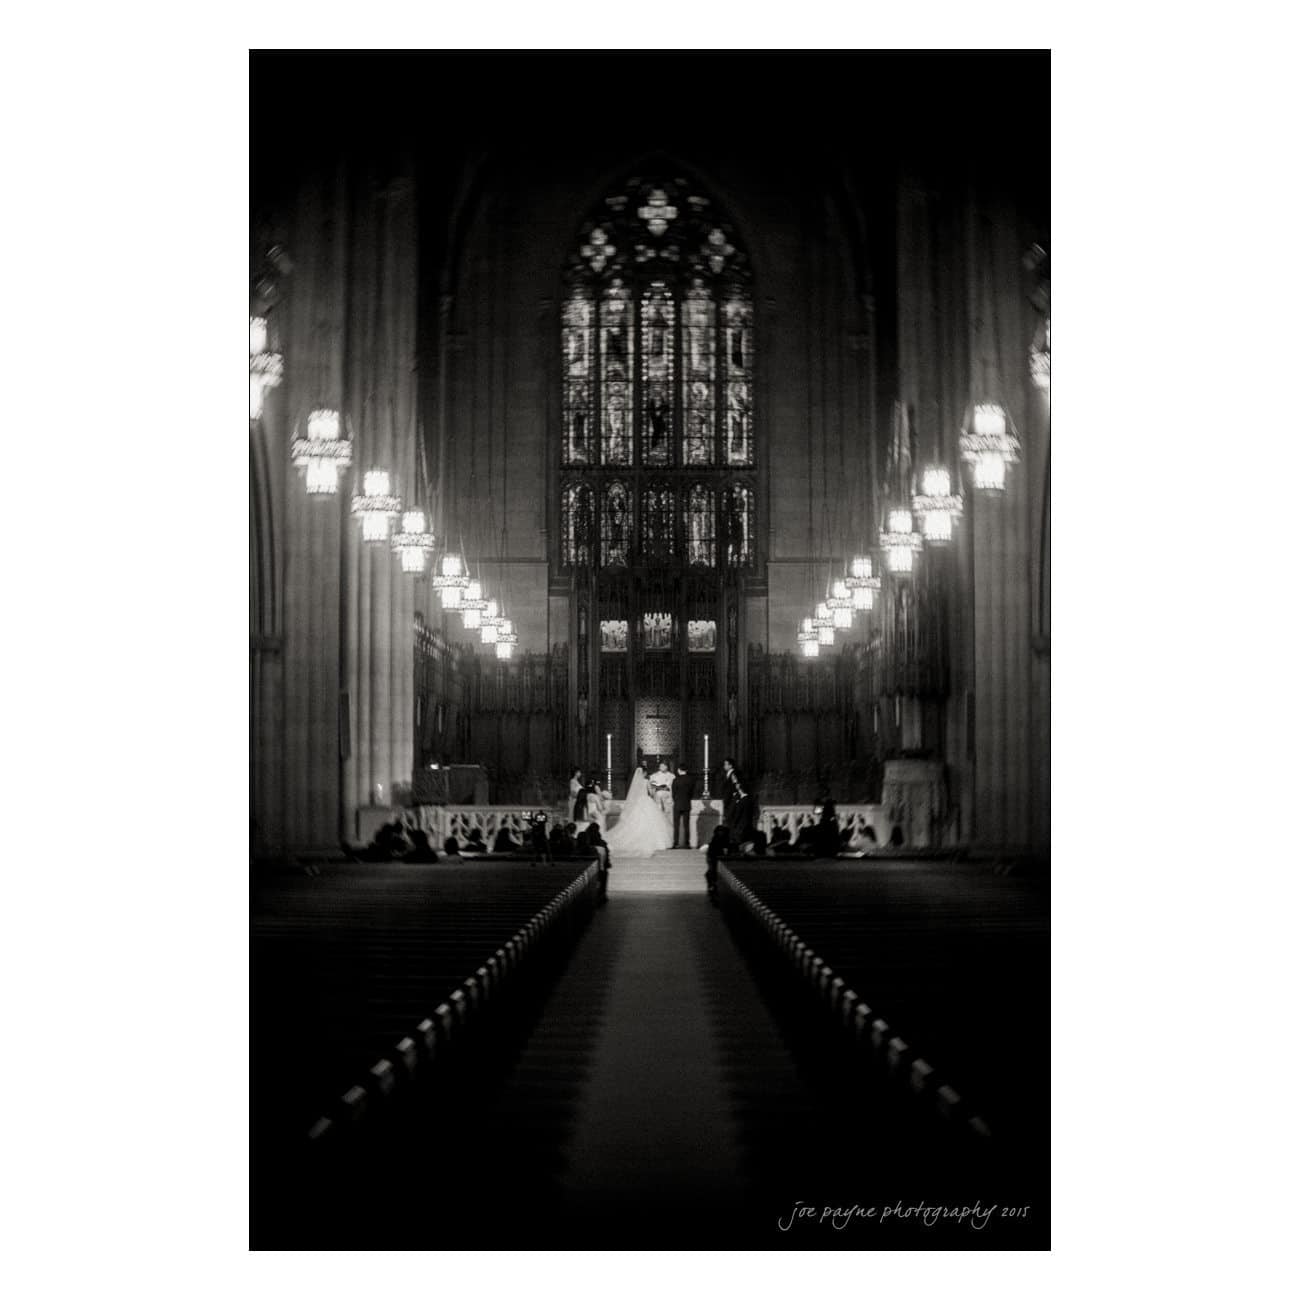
[443,835,461,857]
[579,824,611,902]
[529,817,551,860]
[406,828,439,863]
[493,826,519,853]
[464,827,487,854]
[549,822,578,858]
[846,824,877,854]
[740,829,768,858]
[362,819,411,861]
[794,821,819,856]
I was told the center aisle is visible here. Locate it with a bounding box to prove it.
[556,851,750,1221]
[473,850,944,1247]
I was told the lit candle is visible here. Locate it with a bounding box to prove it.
[606,732,612,773]
[704,732,709,772]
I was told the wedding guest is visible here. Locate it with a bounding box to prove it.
[671,765,695,848]
[580,824,611,902]
[406,829,439,862]
[443,836,461,856]
[493,826,519,853]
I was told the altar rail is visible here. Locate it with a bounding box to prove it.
[758,805,899,843]
[403,805,569,843]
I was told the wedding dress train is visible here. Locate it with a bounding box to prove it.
[605,767,673,856]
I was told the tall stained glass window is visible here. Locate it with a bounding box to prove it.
[684,280,715,465]
[641,484,674,567]
[601,281,633,466]
[602,481,631,567]
[563,291,594,464]
[724,483,754,567]
[723,295,753,465]
[686,484,716,568]
[560,176,755,571]
[641,281,674,466]
[562,482,594,567]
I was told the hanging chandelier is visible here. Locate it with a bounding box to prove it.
[290,408,352,495]
[351,469,402,542]
[495,618,518,660]
[881,507,923,573]
[461,580,487,629]
[392,510,436,573]
[432,552,469,608]
[797,617,820,658]
[827,580,854,629]
[813,602,835,646]
[846,555,881,610]
[249,317,283,421]
[480,599,501,644]
[960,402,1021,492]
[913,467,964,543]
[1030,317,1050,393]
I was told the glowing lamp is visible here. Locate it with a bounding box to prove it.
[1030,318,1050,393]
[913,466,963,543]
[880,508,923,573]
[352,469,401,542]
[461,580,486,629]
[290,406,352,495]
[960,402,1021,493]
[480,599,501,644]
[393,510,436,573]
[813,602,835,645]
[249,316,283,421]
[433,552,469,608]
[828,580,854,629]
[495,619,517,659]
[846,555,881,610]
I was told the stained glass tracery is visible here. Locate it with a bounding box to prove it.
[560,176,755,572]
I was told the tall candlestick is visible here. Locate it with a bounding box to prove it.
[703,733,710,799]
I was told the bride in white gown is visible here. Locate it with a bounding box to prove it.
[605,765,673,856]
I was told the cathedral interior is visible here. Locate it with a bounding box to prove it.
[250,50,1050,1250]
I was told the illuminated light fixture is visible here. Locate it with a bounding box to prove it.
[813,602,835,646]
[461,580,486,629]
[393,511,436,573]
[798,617,820,658]
[881,507,923,573]
[432,552,469,609]
[480,599,501,644]
[1030,317,1050,394]
[846,555,881,611]
[495,619,517,660]
[913,466,964,543]
[960,402,1021,493]
[249,316,283,421]
[290,407,352,495]
[828,580,854,629]
[351,469,402,542]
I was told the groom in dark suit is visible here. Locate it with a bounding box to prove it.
[671,765,695,848]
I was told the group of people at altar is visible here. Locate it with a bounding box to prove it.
[569,756,758,856]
